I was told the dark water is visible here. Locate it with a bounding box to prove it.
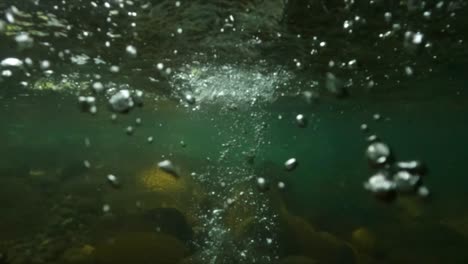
[1,1,468,264]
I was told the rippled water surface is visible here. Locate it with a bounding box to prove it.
[1,1,468,264]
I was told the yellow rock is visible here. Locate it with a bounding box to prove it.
[139,167,187,193]
[80,244,95,256]
[276,195,358,264]
[396,197,424,219]
[136,166,205,225]
[441,214,468,238]
[351,227,376,252]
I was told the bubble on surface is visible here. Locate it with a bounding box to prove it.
[171,64,291,107]
[147,136,153,143]
[1,58,23,67]
[1,70,12,77]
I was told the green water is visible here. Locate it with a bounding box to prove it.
[1,65,468,263]
[1,1,468,263]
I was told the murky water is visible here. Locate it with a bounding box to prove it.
[1,1,468,264]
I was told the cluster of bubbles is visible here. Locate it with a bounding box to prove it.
[78,82,144,115]
[363,128,430,202]
[171,64,292,109]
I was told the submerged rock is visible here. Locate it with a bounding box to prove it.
[279,255,317,264]
[351,227,376,252]
[143,208,193,243]
[94,232,189,264]
[277,198,358,264]
[61,244,95,264]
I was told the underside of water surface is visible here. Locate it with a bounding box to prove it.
[1,1,468,264]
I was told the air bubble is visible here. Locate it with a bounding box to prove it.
[107,174,120,188]
[1,58,23,67]
[393,171,420,193]
[366,142,391,166]
[126,45,137,57]
[92,82,104,93]
[364,172,396,201]
[256,177,269,192]
[184,93,195,104]
[278,181,286,189]
[296,114,307,128]
[126,126,134,135]
[284,158,298,171]
[158,160,179,177]
[108,89,134,113]
[102,204,111,213]
[14,33,34,49]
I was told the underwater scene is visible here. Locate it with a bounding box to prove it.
[1,0,468,263]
